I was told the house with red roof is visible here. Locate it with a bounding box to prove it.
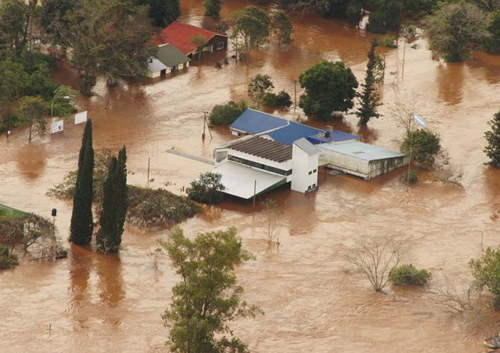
[153,22,228,58]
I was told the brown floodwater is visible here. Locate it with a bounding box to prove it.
[2,1,500,352]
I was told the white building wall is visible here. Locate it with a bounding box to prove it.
[319,147,370,177]
[291,145,319,193]
[228,149,292,171]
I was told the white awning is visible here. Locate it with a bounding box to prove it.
[212,162,286,199]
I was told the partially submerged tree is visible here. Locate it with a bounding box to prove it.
[0,245,19,269]
[208,100,247,125]
[232,6,270,61]
[259,199,284,247]
[191,35,207,60]
[160,226,262,352]
[270,10,293,46]
[356,41,381,126]
[97,146,128,253]
[484,110,500,167]
[299,60,358,119]
[136,0,180,27]
[16,96,46,143]
[70,119,94,246]
[425,2,489,62]
[401,129,441,168]
[203,0,222,18]
[248,74,274,107]
[470,246,500,308]
[188,172,225,204]
[346,234,410,292]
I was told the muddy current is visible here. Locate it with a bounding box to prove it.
[2,1,500,352]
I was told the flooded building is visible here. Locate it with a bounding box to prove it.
[153,22,228,58]
[318,142,407,180]
[146,44,191,78]
[213,136,320,199]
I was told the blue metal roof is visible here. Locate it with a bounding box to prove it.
[307,131,360,144]
[318,142,405,161]
[268,122,322,145]
[231,109,288,134]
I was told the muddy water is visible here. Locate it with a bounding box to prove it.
[2,1,500,352]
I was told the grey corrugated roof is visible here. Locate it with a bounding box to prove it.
[228,136,292,163]
[294,138,320,156]
[156,44,190,68]
[147,58,167,73]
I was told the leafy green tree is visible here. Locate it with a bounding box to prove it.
[262,90,292,108]
[70,119,94,246]
[188,172,225,204]
[0,245,19,269]
[299,60,358,119]
[38,0,77,51]
[0,0,26,54]
[425,2,489,62]
[248,74,274,106]
[401,129,441,168]
[16,96,46,142]
[470,246,500,308]
[366,0,402,34]
[483,10,500,54]
[232,6,270,60]
[0,58,26,106]
[63,0,155,95]
[270,11,293,46]
[136,0,180,27]
[203,0,222,18]
[208,100,247,125]
[484,110,500,167]
[97,146,128,253]
[51,85,80,117]
[161,226,262,353]
[356,42,381,126]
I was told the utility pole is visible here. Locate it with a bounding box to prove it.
[147,157,150,187]
[252,180,257,208]
[293,79,297,114]
[202,111,212,140]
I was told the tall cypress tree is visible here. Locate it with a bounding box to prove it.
[356,41,381,126]
[69,120,95,245]
[485,110,500,167]
[97,146,127,253]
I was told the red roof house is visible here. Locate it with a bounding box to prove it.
[153,22,228,57]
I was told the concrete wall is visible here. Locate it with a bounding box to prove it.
[291,145,319,193]
[368,156,407,179]
[319,148,370,178]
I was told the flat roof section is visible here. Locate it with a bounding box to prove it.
[212,162,286,199]
[318,142,405,161]
[228,136,292,163]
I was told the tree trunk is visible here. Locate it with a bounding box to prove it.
[28,124,32,143]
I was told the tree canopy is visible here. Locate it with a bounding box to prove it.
[484,110,500,167]
[299,60,358,119]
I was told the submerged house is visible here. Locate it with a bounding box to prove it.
[209,109,408,199]
[213,136,321,199]
[153,22,228,58]
[146,44,191,78]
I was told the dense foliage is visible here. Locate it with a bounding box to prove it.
[484,110,500,167]
[15,96,46,142]
[0,245,19,269]
[188,172,225,204]
[70,120,94,246]
[161,227,262,353]
[262,90,293,108]
[389,264,431,286]
[203,0,222,18]
[299,60,358,119]
[401,129,441,168]
[208,100,248,125]
[232,6,270,60]
[97,147,128,253]
[356,42,381,126]
[248,74,274,106]
[270,11,294,46]
[470,246,500,308]
[135,0,180,27]
[127,186,201,227]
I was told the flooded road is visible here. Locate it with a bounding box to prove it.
[2,0,500,352]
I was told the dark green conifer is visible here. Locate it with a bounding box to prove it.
[69,120,94,245]
[356,42,381,126]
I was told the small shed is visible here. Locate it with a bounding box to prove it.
[156,44,191,72]
[318,141,407,180]
[146,58,168,78]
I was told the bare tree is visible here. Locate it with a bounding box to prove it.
[435,270,476,313]
[345,234,410,292]
[258,199,283,248]
[389,95,419,136]
[432,151,464,186]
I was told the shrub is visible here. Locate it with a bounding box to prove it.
[127,186,201,227]
[0,245,19,270]
[400,171,417,184]
[389,264,431,286]
[208,100,247,125]
[470,247,500,308]
[188,172,225,204]
[401,129,441,168]
[262,90,292,108]
[378,34,398,48]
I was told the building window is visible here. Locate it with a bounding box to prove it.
[216,41,225,50]
[313,183,316,188]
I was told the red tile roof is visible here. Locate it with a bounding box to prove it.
[153,22,225,55]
